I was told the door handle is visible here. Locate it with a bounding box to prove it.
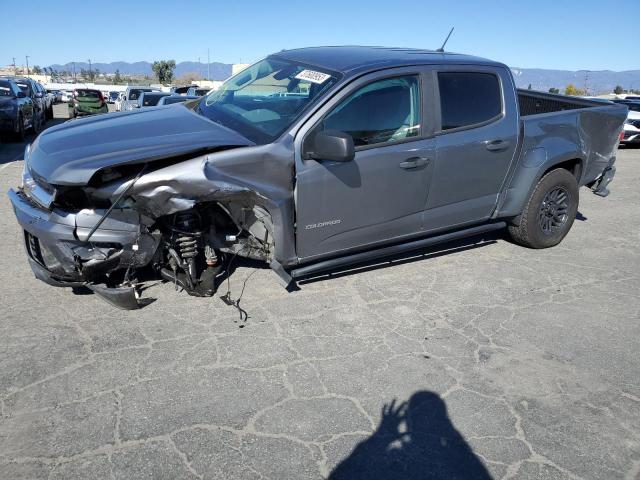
[399,156,430,169]
[484,139,511,151]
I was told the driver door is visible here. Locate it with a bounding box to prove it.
[295,69,436,260]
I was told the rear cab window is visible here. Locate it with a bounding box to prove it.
[437,72,502,131]
[128,89,153,101]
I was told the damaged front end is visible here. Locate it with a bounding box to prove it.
[9,145,289,309]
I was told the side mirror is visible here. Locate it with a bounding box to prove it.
[17,91,26,98]
[34,92,43,98]
[308,130,355,162]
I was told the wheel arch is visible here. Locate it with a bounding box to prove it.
[495,147,584,223]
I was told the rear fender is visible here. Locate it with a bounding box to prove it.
[495,146,584,222]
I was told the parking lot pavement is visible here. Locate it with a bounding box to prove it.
[0,107,639,479]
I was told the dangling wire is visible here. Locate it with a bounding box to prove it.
[219,245,259,326]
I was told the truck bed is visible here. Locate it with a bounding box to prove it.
[517,89,610,117]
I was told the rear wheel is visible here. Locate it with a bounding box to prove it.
[508,168,579,249]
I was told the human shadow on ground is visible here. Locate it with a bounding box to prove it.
[330,391,492,480]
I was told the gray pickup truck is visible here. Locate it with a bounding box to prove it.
[8,46,626,309]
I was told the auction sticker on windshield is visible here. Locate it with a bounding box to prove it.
[295,70,331,84]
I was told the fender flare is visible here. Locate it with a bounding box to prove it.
[495,146,584,223]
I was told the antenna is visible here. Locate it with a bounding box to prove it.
[437,27,455,52]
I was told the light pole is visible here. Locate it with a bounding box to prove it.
[207,48,210,81]
[12,57,16,75]
[25,55,30,76]
[88,59,92,81]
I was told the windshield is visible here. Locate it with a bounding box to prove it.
[196,58,338,144]
[0,80,13,96]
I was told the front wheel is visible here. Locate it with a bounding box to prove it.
[508,168,579,249]
[30,111,42,134]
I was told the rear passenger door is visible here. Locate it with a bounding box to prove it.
[424,67,518,232]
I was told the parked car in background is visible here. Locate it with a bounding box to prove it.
[108,91,119,103]
[11,77,47,132]
[45,90,55,108]
[186,86,210,96]
[7,47,627,309]
[0,77,36,141]
[47,89,63,103]
[68,89,108,117]
[156,94,199,106]
[121,86,160,111]
[137,91,172,108]
[171,85,193,95]
[612,99,640,113]
[621,110,640,145]
[39,83,53,119]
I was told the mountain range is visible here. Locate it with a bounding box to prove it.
[511,68,640,94]
[46,61,640,94]
[47,61,233,81]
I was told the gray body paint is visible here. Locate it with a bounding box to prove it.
[7,47,627,307]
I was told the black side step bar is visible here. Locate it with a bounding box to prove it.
[289,222,507,280]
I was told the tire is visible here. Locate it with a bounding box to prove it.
[13,114,25,142]
[508,168,579,249]
[31,111,42,134]
[46,104,54,119]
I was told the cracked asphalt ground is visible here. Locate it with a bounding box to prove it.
[1,104,639,479]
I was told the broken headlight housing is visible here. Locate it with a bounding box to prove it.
[21,144,56,210]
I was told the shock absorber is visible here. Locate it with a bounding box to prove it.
[177,234,197,280]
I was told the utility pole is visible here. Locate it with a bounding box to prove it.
[12,57,16,75]
[207,48,210,81]
[584,71,590,96]
[198,57,201,79]
[25,55,30,76]
[72,62,76,81]
[88,59,92,81]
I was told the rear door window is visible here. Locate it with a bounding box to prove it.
[321,75,421,147]
[438,72,502,131]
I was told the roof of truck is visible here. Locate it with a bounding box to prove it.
[272,46,504,75]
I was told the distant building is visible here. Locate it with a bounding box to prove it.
[232,63,250,76]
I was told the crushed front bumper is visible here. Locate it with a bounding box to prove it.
[8,188,159,308]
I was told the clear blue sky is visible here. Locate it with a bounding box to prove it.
[2,0,639,71]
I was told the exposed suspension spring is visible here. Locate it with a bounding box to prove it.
[169,211,203,285]
[177,235,198,259]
